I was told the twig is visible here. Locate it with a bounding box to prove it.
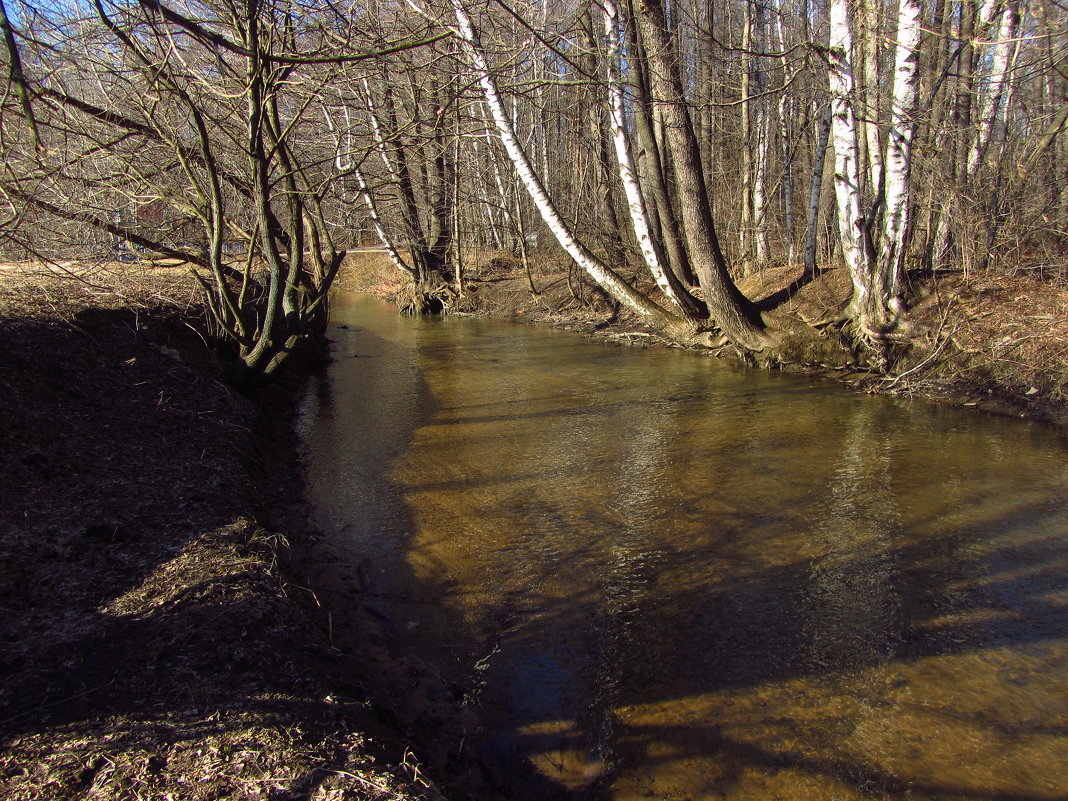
[882,333,954,389]
[320,768,394,793]
[883,304,956,389]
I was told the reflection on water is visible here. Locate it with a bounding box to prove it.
[300,293,1068,800]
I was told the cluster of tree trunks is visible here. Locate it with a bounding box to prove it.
[1,0,1064,378]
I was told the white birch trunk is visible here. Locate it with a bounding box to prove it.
[878,0,922,302]
[447,0,682,328]
[772,0,795,264]
[740,0,754,262]
[353,165,415,278]
[322,105,412,277]
[361,79,401,184]
[751,1,770,264]
[753,112,770,264]
[601,0,691,314]
[858,0,884,198]
[828,0,871,307]
[966,0,1021,174]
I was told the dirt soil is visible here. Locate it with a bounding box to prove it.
[0,265,469,801]
[340,250,1068,427]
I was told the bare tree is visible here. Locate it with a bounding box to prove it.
[0,0,441,383]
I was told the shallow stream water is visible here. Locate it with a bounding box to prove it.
[298,292,1068,800]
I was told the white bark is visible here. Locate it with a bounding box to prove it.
[858,0,884,197]
[967,0,1021,174]
[740,0,755,261]
[446,0,679,326]
[828,0,871,304]
[322,107,413,277]
[751,1,769,264]
[878,0,922,300]
[321,104,355,172]
[361,78,402,184]
[601,0,690,313]
[772,0,796,264]
[753,114,770,263]
[354,165,415,278]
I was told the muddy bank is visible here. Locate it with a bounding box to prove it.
[0,266,462,801]
[338,250,1068,428]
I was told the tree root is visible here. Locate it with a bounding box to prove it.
[396,280,454,316]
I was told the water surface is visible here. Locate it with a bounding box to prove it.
[299,293,1068,800]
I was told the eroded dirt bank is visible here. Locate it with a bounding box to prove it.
[339,250,1068,428]
[0,267,468,801]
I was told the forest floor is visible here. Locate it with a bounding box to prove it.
[0,265,477,801]
[341,249,1068,428]
[1,250,1064,801]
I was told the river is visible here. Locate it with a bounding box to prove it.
[297,292,1068,800]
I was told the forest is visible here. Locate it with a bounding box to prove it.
[0,0,1065,380]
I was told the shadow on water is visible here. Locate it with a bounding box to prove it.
[462,502,1068,799]
[300,294,1068,801]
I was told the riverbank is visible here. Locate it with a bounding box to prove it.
[2,251,1063,799]
[338,250,1068,428]
[0,267,455,800]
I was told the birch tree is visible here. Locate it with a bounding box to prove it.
[828,0,922,342]
[877,0,923,306]
[601,0,704,318]
[4,0,1065,370]
[443,0,696,337]
[828,0,880,335]
[632,0,772,349]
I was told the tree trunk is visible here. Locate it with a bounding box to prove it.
[805,101,834,275]
[633,0,771,351]
[602,0,705,318]
[449,0,692,336]
[623,4,697,287]
[876,0,922,307]
[828,0,884,336]
[966,0,1020,174]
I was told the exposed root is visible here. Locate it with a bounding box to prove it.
[395,280,454,316]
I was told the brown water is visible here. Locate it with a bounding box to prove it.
[298,293,1068,800]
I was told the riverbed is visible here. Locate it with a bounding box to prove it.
[298,292,1068,800]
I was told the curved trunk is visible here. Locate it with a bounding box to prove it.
[624,13,695,287]
[449,0,692,338]
[602,0,705,319]
[633,0,771,351]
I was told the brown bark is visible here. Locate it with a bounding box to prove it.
[633,0,771,351]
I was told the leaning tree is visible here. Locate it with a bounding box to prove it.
[0,0,441,383]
